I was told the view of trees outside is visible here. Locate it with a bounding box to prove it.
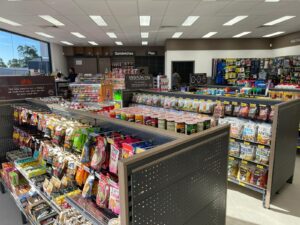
[0,30,51,75]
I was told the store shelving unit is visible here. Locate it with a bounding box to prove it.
[0,177,39,225]
[1,98,230,225]
[15,163,61,213]
[122,90,300,208]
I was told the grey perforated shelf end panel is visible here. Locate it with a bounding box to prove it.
[126,126,229,225]
[0,104,15,162]
[271,100,300,196]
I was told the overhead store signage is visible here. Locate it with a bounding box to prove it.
[125,74,153,89]
[0,76,55,100]
[113,51,134,56]
[146,51,157,56]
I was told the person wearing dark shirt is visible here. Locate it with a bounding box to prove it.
[68,67,77,82]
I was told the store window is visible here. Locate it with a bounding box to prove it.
[0,29,51,76]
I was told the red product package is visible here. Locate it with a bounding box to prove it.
[91,136,107,171]
[96,173,110,208]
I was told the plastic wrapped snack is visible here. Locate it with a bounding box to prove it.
[224,103,233,116]
[250,167,268,188]
[229,140,240,157]
[255,145,270,165]
[242,122,257,142]
[248,104,258,119]
[257,123,272,145]
[239,104,250,118]
[213,103,225,118]
[228,157,239,178]
[240,143,256,161]
[230,120,244,139]
[257,105,270,121]
[238,163,253,183]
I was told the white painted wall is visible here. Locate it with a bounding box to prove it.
[273,45,300,57]
[165,45,300,86]
[50,43,68,76]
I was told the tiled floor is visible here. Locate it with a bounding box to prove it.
[1,155,300,225]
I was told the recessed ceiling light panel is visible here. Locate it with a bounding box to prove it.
[172,32,183,38]
[115,41,123,46]
[0,17,21,26]
[106,32,117,38]
[182,16,199,26]
[233,31,251,38]
[223,16,248,26]
[71,32,86,38]
[202,32,218,38]
[39,15,64,26]
[141,32,149,38]
[263,31,285,37]
[88,41,98,46]
[35,32,54,38]
[142,41,148,45]
[140,16,151,26]
[264,16,295,26]
[60,41,73,46]
[89,15,107,26]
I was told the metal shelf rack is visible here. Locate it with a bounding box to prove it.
[122,90,300,209]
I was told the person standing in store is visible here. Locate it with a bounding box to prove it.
[172,71,181,90]
[68,67,77,82]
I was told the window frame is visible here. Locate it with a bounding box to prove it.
[0,28,52,75]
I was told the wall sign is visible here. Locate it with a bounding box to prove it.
[75,59,83,65]
[146,51,157,56]
[190,73,207,86]
[125,74,153,89]
[0,76,55,100]
[113,51,134,56]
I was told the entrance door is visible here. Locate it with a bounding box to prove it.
[171,61,195,86]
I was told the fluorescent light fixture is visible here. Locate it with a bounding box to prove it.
[88,41,98,46]
[106,32,117,38]
[142,41,148,45]
[263,31,285,37]
[202,32,217,38]
[140,16,151,26]
[71,32,86,38]
[182,16,199,26]
[39,15,64,26]
[233,31,251,38]
[35,32,54,38]
[60,41,73,46]
[265,0,280,2]
[264,16,295,26]
[0,17,21,26]
[223,16,248,26]
[115,41,123,46]
[89,15,107,26]
[172,32,183,38]
[141,32,149,38]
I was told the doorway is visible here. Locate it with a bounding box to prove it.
[171,61,195,86]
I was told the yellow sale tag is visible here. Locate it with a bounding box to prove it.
[257,165,264,169]
[241,103,247,107]
[232,102,238,106]
[250,104,256,108]
[230,138,235,142]
[244,142,250,146]
[224,101,230,105]
[242,160,248,165]
[258,145,264,149]
[228,157,234,160]
[239,182,246,187]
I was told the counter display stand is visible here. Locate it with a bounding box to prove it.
[0,98,229,225]
[121,90,300,208]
